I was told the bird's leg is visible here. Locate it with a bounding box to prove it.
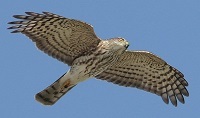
[61,79,71,90]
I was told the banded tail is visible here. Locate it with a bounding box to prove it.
[35,73,76,105]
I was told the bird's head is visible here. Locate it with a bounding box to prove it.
[110,37,129,48]
[107,37,129,54]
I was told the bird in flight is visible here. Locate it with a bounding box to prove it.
[8,12,189,107]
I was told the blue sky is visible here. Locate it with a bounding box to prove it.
[1,0,199,117]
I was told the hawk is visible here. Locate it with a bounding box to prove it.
[8,12,189,107]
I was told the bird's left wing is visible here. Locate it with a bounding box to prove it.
[95,51,189,106]
[8,12,101,66]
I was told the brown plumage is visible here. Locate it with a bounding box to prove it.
[8,12,189,106]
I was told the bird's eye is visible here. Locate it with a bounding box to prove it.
[119,38,124,42]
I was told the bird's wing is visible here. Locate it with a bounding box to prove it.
[8,12,101,66]
[95,51,189,106]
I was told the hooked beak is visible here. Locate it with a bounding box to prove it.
[125,42,129,48]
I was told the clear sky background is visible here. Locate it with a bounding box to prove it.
[1,0,199,118]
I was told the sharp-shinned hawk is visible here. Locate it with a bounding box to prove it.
[8,12,189,107]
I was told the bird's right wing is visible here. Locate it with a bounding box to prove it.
[8,12,101,66]
[95,51,189,106]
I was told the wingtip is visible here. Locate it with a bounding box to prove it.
[12,15,28,19]
[161,93,169,104]
[7,26,13,29]
[7,21,13,24]
[172,100,178,107]
[183,89,189,97]
[25,12,41,16]
[13,15,22,18]
[42,11,50,14]
[10,30,20,33]
[25,12,34,15]
[7,26,22,33]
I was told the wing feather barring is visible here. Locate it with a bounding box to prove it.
[8,12,189,106]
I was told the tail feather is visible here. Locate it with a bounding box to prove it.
[35,73,76,105]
